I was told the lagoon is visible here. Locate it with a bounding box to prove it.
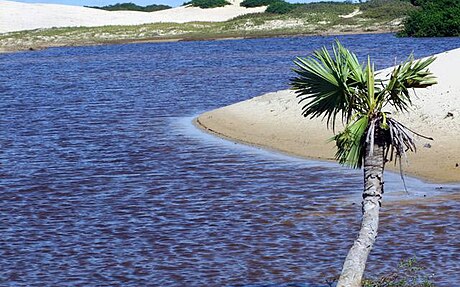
[1,33,459,286]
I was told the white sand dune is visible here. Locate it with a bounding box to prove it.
[0,0,266,33]
[197,48,460,183]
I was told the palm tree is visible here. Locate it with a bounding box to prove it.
[290,41,436,287]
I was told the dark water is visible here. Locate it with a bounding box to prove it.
[1,34,459,286]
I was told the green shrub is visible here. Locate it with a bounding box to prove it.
[184,0,230,8]
[266,1,296,14]
[143,4,172,12]
[86,2,171,12]
[241,0,282,8]
[400,0,460,37]
[293,2,356,15]
[362,257,435,287]
[359,0,415,19]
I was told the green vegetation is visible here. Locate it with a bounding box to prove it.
[360,0,414,19]
[325,257,436,287]
[238,0,414,21]
[291,41,436,285]
[363,257,435,287]
[0,0,419,52]
[266,1,296,14]
[86,2,171,12]
[293,1,356,15]
[184,0,230,8]
[400,0,460,37]
[241,0,298,15]
[241,0,281,7]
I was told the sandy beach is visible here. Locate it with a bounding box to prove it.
[196,48,460,183]
[0,0,265,33]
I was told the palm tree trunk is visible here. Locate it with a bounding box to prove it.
[336,132,385,287]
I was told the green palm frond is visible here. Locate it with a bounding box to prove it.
[384,55,437,112]
[365,57,377,113]
[333,115,368,168]
[291,41,366,129]
[291,40,437,170]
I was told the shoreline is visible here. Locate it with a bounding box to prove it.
[194,115,338,163]
[194,48,460,184]
[194,116,454,185]
[0,29,394,54]
[192,116,460,202]
[195,105,460,184]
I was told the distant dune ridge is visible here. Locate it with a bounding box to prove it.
[0,0,266,33]
[197,48,460,183]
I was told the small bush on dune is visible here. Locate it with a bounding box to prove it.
[184,0,231,8]
[241,0,282,8]
[87,2,171,12]
[266,1,296,14]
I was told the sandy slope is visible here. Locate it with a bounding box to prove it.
[196,48,460,183]
[0,0,266,33]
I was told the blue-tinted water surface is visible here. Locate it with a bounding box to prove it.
[1,34,459,286]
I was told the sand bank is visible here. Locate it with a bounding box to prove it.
[196,48,460,183]
[0,0,265,33]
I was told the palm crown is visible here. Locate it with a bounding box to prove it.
[290,41,437,168]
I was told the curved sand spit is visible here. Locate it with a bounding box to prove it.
[196,48,460,183]
[0,0,265,33]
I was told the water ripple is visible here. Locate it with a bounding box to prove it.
[1,34,459,286]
